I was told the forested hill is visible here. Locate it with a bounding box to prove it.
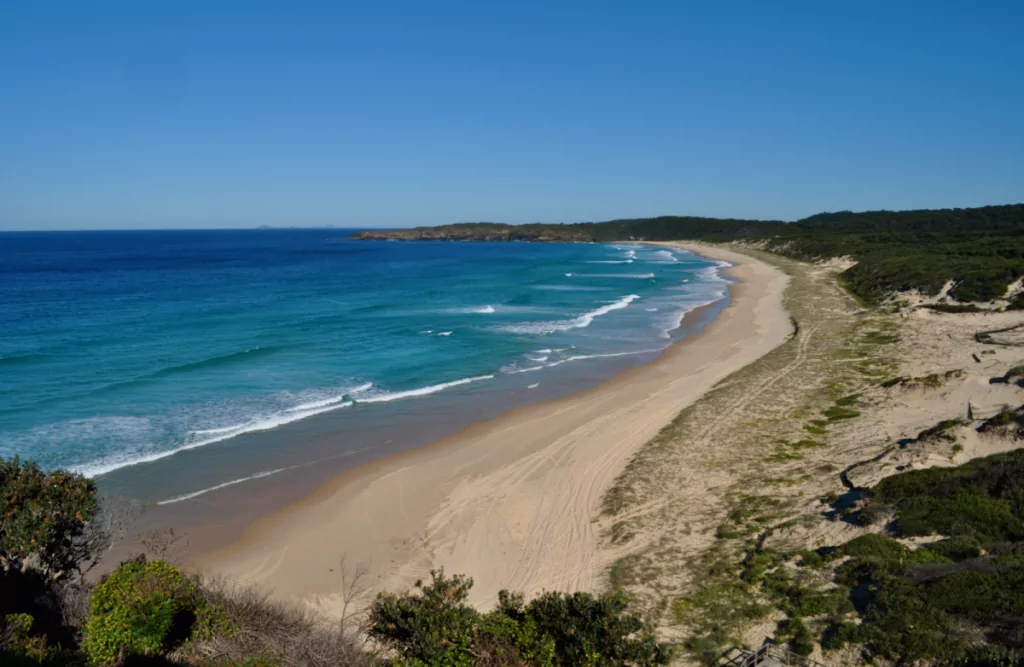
[353,204,1024,305]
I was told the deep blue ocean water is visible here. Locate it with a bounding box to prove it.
[0,229,729,504]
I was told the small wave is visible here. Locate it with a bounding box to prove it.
[565,348,663,362]
[157,468,289,505]
[693,260,734,282]
[586,260,633,264]
[419,329,433,334]
[285,382,373,412]
[573,273,654,279]
[502,364,545,374]
[647,250,679,263]
[149,346,280,379]
[73,375,496,477]
[436,331,453,336]
[535,349,552,354]
[565,273,573,277]
[526,354,548,362]
[498,294,639,335]
[354,374,494,404]
[466,305,495,314]
[74,393,362,477]
[533,284,605,291]
[645,308,659,311]
[527,383,540,389]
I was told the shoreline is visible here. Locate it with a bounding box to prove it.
[196,243,792,612]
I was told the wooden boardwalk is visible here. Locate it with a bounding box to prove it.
[720,641,829,667]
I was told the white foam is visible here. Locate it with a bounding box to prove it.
[586,260,634,264]
[527,383,540,389]
[74,400,358,478]
[535,349,552,354]
[467,305,495,314]
[647,250,679,263]
[565,273,573,277]
[645,308,659,312]
[526,354,549,362]
[157,468,289,505]
[420,329,433,334]
[502,365,545,374]
[436,331,453,336]
[573,273,655,279]
[565,348,663,362]
[73,374,500,477]
[498,294,640,335]
[285,382,373,412]
[354,374,494,404]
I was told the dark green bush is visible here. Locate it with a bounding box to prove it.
[871,449,1024,545]
[840,534,907,566]
[929,536,983,561]
[525,589,668,666]
[369,570,669,666]
[0,457,97,577]
[925,303,984,313]
[82,558,221,666]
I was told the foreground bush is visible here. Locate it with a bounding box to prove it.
[0,457,97,578]
[82,557,222,666]
[369,570,670,666]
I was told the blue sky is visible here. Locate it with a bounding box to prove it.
[1,1,1022,230]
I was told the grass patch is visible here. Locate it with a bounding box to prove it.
[804,420,829,435]
[834,393,861,407]
[860,331,900,345]
[823,406,860,421]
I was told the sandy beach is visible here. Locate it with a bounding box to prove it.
[197,244,793,613]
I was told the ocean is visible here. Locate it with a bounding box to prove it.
[0,229,730,507]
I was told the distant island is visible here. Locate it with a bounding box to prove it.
[353,204,1024,306]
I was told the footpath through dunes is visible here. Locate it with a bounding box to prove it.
[601,244,1024,665]
[196,245,792,614]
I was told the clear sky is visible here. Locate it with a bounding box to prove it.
[1,1,1022,230]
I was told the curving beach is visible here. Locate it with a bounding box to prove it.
[197,244,792,612]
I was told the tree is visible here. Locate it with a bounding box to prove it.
[0,457,98,578]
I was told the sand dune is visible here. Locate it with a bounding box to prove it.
[197,245,792,613]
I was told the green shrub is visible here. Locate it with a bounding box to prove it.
[369,570,669,666]
[776,617,814,656]
[840,534,907,565]
[929,536,983,561]
[0,457,97,577]
[83,558,220,666]
[525,590,668,665]
[872,449,1024,545]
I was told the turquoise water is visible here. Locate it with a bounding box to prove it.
[0,230,729,504]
